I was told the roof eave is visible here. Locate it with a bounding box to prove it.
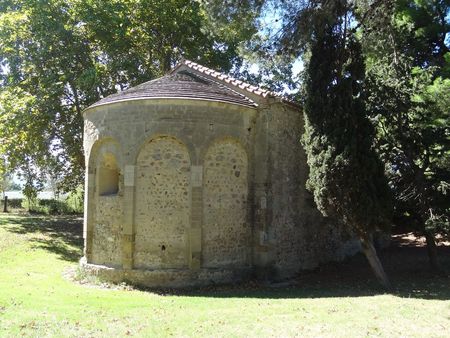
[82,96,258,116]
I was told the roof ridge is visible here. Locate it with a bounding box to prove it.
[187,70,256,107]
[177,59,275,99]
[177,59,300,108]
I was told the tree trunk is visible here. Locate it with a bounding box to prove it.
[424,230,441,272]
[360,235,391,289]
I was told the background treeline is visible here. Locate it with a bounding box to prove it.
[4,188,83,215]
[7,196,83,215]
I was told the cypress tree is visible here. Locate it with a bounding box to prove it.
[301,2,392,288]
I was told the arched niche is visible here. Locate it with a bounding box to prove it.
[88,139,122,267]
[202,138,250,268]
[98,153,119,196]
[134,135,191,269]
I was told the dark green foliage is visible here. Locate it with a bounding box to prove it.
[301,2,392,238]
[4,198,22,209]
[21,194,83,215]
[203,0,394,248]
[394,0,449,69]
[362,0,450,252]
[3,193,83,214]
[31,198,83,215]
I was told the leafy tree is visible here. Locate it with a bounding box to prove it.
[0,0,244,194]
[0,164,12,198]
[362,0,450,270]
[0,166,21,194]
[8,181,22,191]
[0,87,51,196]
[201,0,299,93]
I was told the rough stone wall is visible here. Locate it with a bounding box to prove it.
[82,95,359,286]
[267,103,358,279]
[83,100,256,276]
[134,136,191,269]
[90,145,123,268]
[92,196,122,267]
[202,139,250,268]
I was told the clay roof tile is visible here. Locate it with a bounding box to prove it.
[87,59,300,110]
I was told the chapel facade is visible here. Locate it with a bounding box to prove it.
[81,59,357,287]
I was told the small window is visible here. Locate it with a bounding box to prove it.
[98,153,119,196]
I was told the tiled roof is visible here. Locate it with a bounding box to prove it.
[177,59,300,108]
[89,68,257,109]
[175,59,275,98]
[87,59,299,111]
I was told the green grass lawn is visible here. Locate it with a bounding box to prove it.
[0,213,449,337]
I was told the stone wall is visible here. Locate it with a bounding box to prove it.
[266,103,358,279]
[90,145,123,268]
[82,96,358,287]
[91,195,122,267]
[202,139,250,268]
[134,136,191,269]
[83,100,255,285]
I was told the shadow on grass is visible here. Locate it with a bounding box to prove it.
[0,213,83,262]
[1,213,448,301]
[135,247,450,301]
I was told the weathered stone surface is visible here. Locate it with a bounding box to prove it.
[80,257,252,288]
[81,61,359,287]
[203,139,250,268]
[134,136,190,269]
[92,196,122,267]
[266,103,358,278]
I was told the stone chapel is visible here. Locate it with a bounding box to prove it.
[80,59,357,287]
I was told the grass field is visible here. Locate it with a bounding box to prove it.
[0,213,449,337]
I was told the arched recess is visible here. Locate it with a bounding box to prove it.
[202,138,250,268]
[134,135,191,269]
[98,153,119,196]
[88,139,123,267]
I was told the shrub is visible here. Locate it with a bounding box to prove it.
[3,187,84,215]
[3,198,23,209]
[21,196,83,215]
[65,187,84,214]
